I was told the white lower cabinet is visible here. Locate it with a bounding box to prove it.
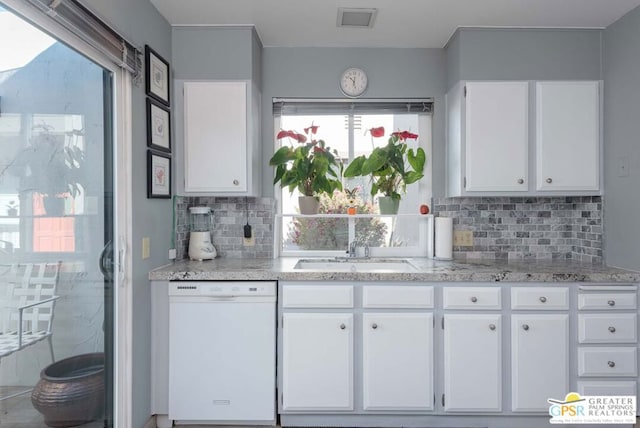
[443,314,502,412]
[362,313,433,410]
[511,314,569,411]
[282,313,354,411]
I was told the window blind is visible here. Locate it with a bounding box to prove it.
[21,0,142,78]
[273,99,433,116]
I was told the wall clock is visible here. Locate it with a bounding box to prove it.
[340,67,368,97]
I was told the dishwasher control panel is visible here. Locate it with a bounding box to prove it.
[169,281,276,297]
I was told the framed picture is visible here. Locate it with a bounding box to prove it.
[145,45,170,106]
[147,151,171,199]
[147,98,171,152]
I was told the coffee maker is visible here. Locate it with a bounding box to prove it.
[188,206,216,261]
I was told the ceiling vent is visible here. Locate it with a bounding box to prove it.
[337,8,377,29]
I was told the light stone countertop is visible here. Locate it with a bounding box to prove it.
[149,257,640,283]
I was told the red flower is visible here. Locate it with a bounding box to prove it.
[391,130,419,140]
[277,129,307,143]
[304,124,319,135]
[369,126,385,138]
[313,146,325,153]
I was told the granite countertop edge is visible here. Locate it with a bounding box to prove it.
[149,258,640,283]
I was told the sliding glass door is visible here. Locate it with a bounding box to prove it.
[0,4,116,427]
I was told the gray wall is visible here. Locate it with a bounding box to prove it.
[445,28,602,91]
[261,47,447,196]
[78,1,172,427]
[603,6,640,271]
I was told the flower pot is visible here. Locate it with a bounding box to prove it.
[378,196,400,215]
[31,353,105,427]
[43,196,65,216]
[298,196,320,215]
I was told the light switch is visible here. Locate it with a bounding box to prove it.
[142,237,150,259]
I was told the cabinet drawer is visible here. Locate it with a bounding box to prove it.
[578,293,637,310]
[282,285,354,308]
[363,286,434,308]
[578,347,638,377]
[578,314,637,344]
[511,287,568,310]
[442,287,501,309]
[577,381,637,397]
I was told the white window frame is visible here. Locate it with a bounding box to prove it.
[273,101,433,258]
[1,1,134,426]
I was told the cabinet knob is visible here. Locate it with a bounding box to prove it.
[608,361,616,368]
[608,300,616,306]
[372,323,378,330]
[339,323,346,330]
[489,324,496,331]
[470,296,478,303]
[608,326,616,333]
[546,178,553,184]
[522,324,530,331]
[539,296,547,303]
[517,178,524,184]
[233,179,240,186]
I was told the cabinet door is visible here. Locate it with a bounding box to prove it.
[443,314,502,412]
[536,81,599,191]
[282,313,353,411]
[511,314,569,412]
[465,81,529,192]
[362,313,433,410]
[183,81,248,193]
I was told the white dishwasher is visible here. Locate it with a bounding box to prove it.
[168,281,276,424]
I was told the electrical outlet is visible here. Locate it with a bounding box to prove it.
[168,248,176,260]
[142,237,150,259]
[453,230,474,247]
[243,236,255,247]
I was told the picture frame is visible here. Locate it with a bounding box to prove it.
[145,45,170,106]
[147,150,171,199]
[146,98,171,152]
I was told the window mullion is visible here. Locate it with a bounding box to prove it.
[347,113,355,245]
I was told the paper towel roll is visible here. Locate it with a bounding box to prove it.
[425,214,435,259]
[435,217,453,260]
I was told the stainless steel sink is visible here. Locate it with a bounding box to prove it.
[293,258,418,272]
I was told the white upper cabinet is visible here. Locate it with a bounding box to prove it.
[536,81,600,192]
[178,80,261,196]
[464,81,529,192]
[446,80,602,196]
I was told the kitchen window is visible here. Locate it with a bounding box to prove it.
[273,99,433,257]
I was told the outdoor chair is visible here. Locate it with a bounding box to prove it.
[0,262,61,401]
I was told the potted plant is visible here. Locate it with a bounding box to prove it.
[344,127,426,214]
[269,123,343,214]
[8,124,85,216]
[6,201,18,217]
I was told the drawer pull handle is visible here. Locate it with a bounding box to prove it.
[608,361,616,368]
[470,296,478,303]
[340,323,346,330]
[522,324,530,331]
[517,178,524,184]
[608,326,616,333]
[608,300,616,306]
[372,323,378,330]
[546,178,553,184]
[489,324,496,331]
[233,179,240,185]
[539,296,547,303]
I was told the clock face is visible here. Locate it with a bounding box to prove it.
[340,67,368,97]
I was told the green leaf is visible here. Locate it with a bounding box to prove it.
[343,156,366,177]
[273,164,286,185]
[269,146,292,166]
[407,147,426,173]
[404,171,424,184]
[362,149,387,174]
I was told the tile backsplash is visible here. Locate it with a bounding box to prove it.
[175,196,275,259]
[432,196,602,263]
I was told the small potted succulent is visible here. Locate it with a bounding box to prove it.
[6,200,18,217]
[344,127,426,214]
[269,123,343,214]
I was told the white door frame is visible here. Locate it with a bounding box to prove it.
[0,1,134,426]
